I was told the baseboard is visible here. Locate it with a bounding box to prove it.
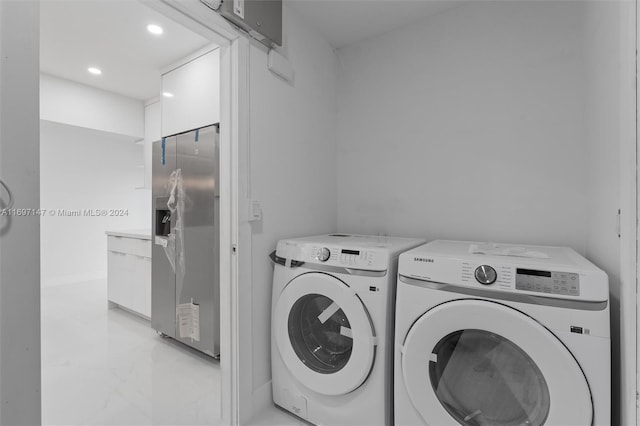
[253,379,273,417]
[108,302,151,321]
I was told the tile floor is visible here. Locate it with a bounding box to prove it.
[41,279,221,425]
[248,406,304,426]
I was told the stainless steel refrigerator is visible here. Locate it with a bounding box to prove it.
[151,124,220,358]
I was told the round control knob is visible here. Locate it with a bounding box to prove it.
[475,265,497,285]
[317,247,331,262]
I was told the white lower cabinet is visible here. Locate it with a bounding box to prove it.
[107,234,151,318]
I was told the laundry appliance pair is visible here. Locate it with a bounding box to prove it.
[270,235,610,426]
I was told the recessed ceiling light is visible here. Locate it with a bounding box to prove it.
[162,92,174,98]
[147,24,163,35]
[87,67,102,75]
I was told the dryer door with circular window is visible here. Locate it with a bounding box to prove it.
[274,272,376,396]
[400,299,592,425]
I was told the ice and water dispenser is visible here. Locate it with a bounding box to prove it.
[155,196,171,238]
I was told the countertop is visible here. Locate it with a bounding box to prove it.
[105,229,152,240]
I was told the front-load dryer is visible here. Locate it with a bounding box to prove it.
[271,234,425,425]
[395,240,610,426]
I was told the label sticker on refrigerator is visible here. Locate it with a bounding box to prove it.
[161,137,166,165]
[154,236,168,247]
[177,301,200,342]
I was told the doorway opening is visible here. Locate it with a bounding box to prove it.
[38,1,236,424]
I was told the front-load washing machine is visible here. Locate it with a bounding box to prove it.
[395,240,610,426]
[271,234,425,425]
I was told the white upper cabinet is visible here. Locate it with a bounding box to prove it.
[161,48,220,137]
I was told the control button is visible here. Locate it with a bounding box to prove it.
[475,265,497,285]
[317,247,330,262]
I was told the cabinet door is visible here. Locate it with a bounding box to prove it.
[107,251,129,306]
[130,255,147,316]
[143,257,152,318]
[161,48,220,137]
[107,239,152,318]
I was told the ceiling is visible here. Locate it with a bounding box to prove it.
[40,0,460,101]
[40,0,212,101]
[286,0,461,49]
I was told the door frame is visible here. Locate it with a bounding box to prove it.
[631,1,640,426]
[2,1,247,423]
[0,2,41,424]
[140,1,249,423]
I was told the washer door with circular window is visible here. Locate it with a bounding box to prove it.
[274,272,376,396]
[401,299,592,425]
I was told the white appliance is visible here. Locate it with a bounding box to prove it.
[271,234,425,425]
[395,240,610,426]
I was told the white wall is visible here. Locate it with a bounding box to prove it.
[335,1,635,423]
[245,4,338,413]
[144,100,161,188]
[40,74,144,139]
[0,1,41,424]
[584,2,636,424]
[336,1,588,250]
[39,72,150,287]
[40,121,150,287]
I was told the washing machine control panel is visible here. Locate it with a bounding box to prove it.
[309,246,383,270]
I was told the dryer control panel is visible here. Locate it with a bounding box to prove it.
[515,268,580,296]
[398,240,609,302]
[463,261,581,296]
